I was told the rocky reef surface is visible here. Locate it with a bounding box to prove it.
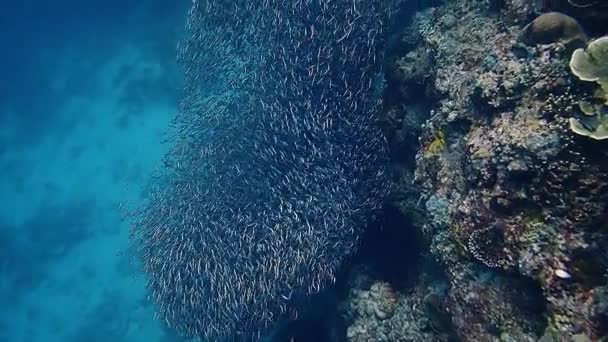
[284,1,608,341]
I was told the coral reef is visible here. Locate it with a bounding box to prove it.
[411,2,608,340]
[333,2,608,342]
[340,271,452,342]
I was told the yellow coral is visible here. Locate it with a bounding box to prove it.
[426,130,446,155]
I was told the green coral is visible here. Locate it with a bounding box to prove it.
[524,213,544,227]
[569,36,608,140]
[570,36,608,98]
[569,100,608,140]
[426,130,446,155]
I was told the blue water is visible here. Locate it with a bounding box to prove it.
[0,2,188,341]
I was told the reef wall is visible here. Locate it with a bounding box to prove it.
[334,1,608,341]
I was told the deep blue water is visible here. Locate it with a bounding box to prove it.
[0,2,188,341]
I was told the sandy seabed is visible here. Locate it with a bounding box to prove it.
[0,3,188,341]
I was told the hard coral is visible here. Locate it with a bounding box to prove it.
[341,270,452,342]
[569,36,608,139]
[403,3,608,340]
[569,102,608,140]
[520,12,587,47]
[570,36,608,97]
[392,47,435,102]
[445,270,545,341]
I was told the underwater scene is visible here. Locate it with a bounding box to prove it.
[1,0,607,341]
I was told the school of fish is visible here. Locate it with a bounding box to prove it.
[131,0,392,339]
